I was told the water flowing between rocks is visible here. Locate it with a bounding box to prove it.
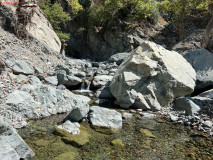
[18,111,213,160]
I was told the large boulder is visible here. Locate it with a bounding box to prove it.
[110,41,196,110]
[88,106,122,134]
[6,85,89,119]
[184,48,213,89]
[0,116,35,160]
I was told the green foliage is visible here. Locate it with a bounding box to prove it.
[88,0,160,27]
[39,0,71,40]
[56,31,70,41]
[68,0,84,15]
[158,0,213,39]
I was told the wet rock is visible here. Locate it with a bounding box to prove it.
[184,48,213,89]
[174,97,200,116]
[109,52,130,65]
[122,112,133,120]
[142,113,155,119]
[45,76,58,85]
[12,60,34,75]
[92,75,113,88]
[70,69,86,77]
[89,106,122,134]
[169,113,179,122]
[110,41,196,111]
[55,64,70,75]
[64,75,82,86]
[54,127,91,147]
[0,116,35,159]
[57,120,80,135]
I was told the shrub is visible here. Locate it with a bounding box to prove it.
[88,0,160,27]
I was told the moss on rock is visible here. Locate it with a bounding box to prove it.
[140,128,156,138]
[54,127,91,147]
[111,139,125,147]
[53,151,79,160]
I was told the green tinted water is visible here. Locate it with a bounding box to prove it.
[18,114,213,160]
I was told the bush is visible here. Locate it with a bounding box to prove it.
[88,0,160,27]
[39,0,71,40]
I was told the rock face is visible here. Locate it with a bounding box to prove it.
[0,116,35,160]
[6,85,89,119]
[184,48,213,89]
[89,106,122,134]
[0,4,61,53]
[26,7,61,53]
[110,41,196,110]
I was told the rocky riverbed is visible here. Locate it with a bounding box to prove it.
[18,112,213,160]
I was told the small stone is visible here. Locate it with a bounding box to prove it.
[130,109,136,113]
[122,112,133,120]
[137,109,143,112]
[203,121,212,128]
[169,113,179,121]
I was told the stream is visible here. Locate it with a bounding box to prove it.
[18,111,213,160]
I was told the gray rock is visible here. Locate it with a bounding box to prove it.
[45,76,58,85]
[71,69,86,77]
[15,74,29,83]
[57,120,80,135]
[174,97,200,116]
[0,116,35,159]
[5,58,15,68]
[63,94,90,122]
[109,52,131,65]
[12,60,34,75]
[203,120,212,128]
[34,66,44,74]
[141,113,155,119]
[64,75,82,86]
[57,70,82,86]
[122,112,133,120]
[30,76,42,85]
[7,85,89,120]
[55,64,70,75]
[191,96,213,117]
[92,62,100,67]
[184,48,213,89]
[92,75,113,88]
[198,89,213,99]
[96,82,113,99]
[110,41,196,111]
[169,113,179,121]
[89,106,122,134]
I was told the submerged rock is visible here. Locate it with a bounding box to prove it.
[110,41,196,110]
[111,139,125,147]
[89,106,122,134]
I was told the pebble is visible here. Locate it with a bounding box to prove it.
[130,109,136,113]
